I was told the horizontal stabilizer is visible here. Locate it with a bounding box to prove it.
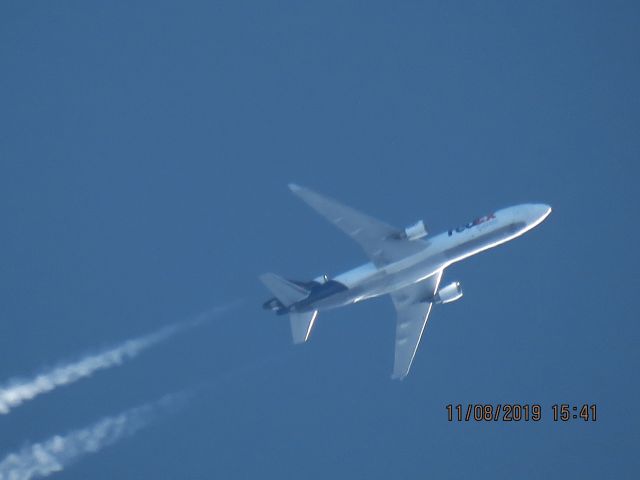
[259,273,309,307]
[290,310,318,344]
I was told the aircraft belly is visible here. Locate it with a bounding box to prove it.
[308,222,528,312]
[308,288,362,310]
[310,261,443,311]
[303,238,506,313]
[378,262,442,292]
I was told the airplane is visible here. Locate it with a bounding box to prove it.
[260,184,552,379]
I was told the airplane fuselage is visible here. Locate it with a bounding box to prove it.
[289,204,551,313]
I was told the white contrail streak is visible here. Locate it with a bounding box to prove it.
[0,304,235,415]
[0,393,187,480]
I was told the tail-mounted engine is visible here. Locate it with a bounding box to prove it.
[434,282,463,304]
[263,297,285,313]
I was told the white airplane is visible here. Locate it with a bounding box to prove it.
[261,184,552,379]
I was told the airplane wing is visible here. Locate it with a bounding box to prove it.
[288,184,427,266]
[390,270,443,379]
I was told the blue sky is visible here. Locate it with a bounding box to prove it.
[1,1,638,478]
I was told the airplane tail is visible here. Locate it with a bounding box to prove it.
[288,310,318,344]
[259,273,309,307]
[259,273,319,344]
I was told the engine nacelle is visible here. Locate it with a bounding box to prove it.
[434,282,463,304]
[404,220,428,240]
[263,297,284,311]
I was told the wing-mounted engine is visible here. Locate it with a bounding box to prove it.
[434,282,463,304]
[402,220,428,240]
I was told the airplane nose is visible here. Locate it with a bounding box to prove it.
[529,204,552,223]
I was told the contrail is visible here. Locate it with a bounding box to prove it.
[0,303,237,415]
[0,393,187,480]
